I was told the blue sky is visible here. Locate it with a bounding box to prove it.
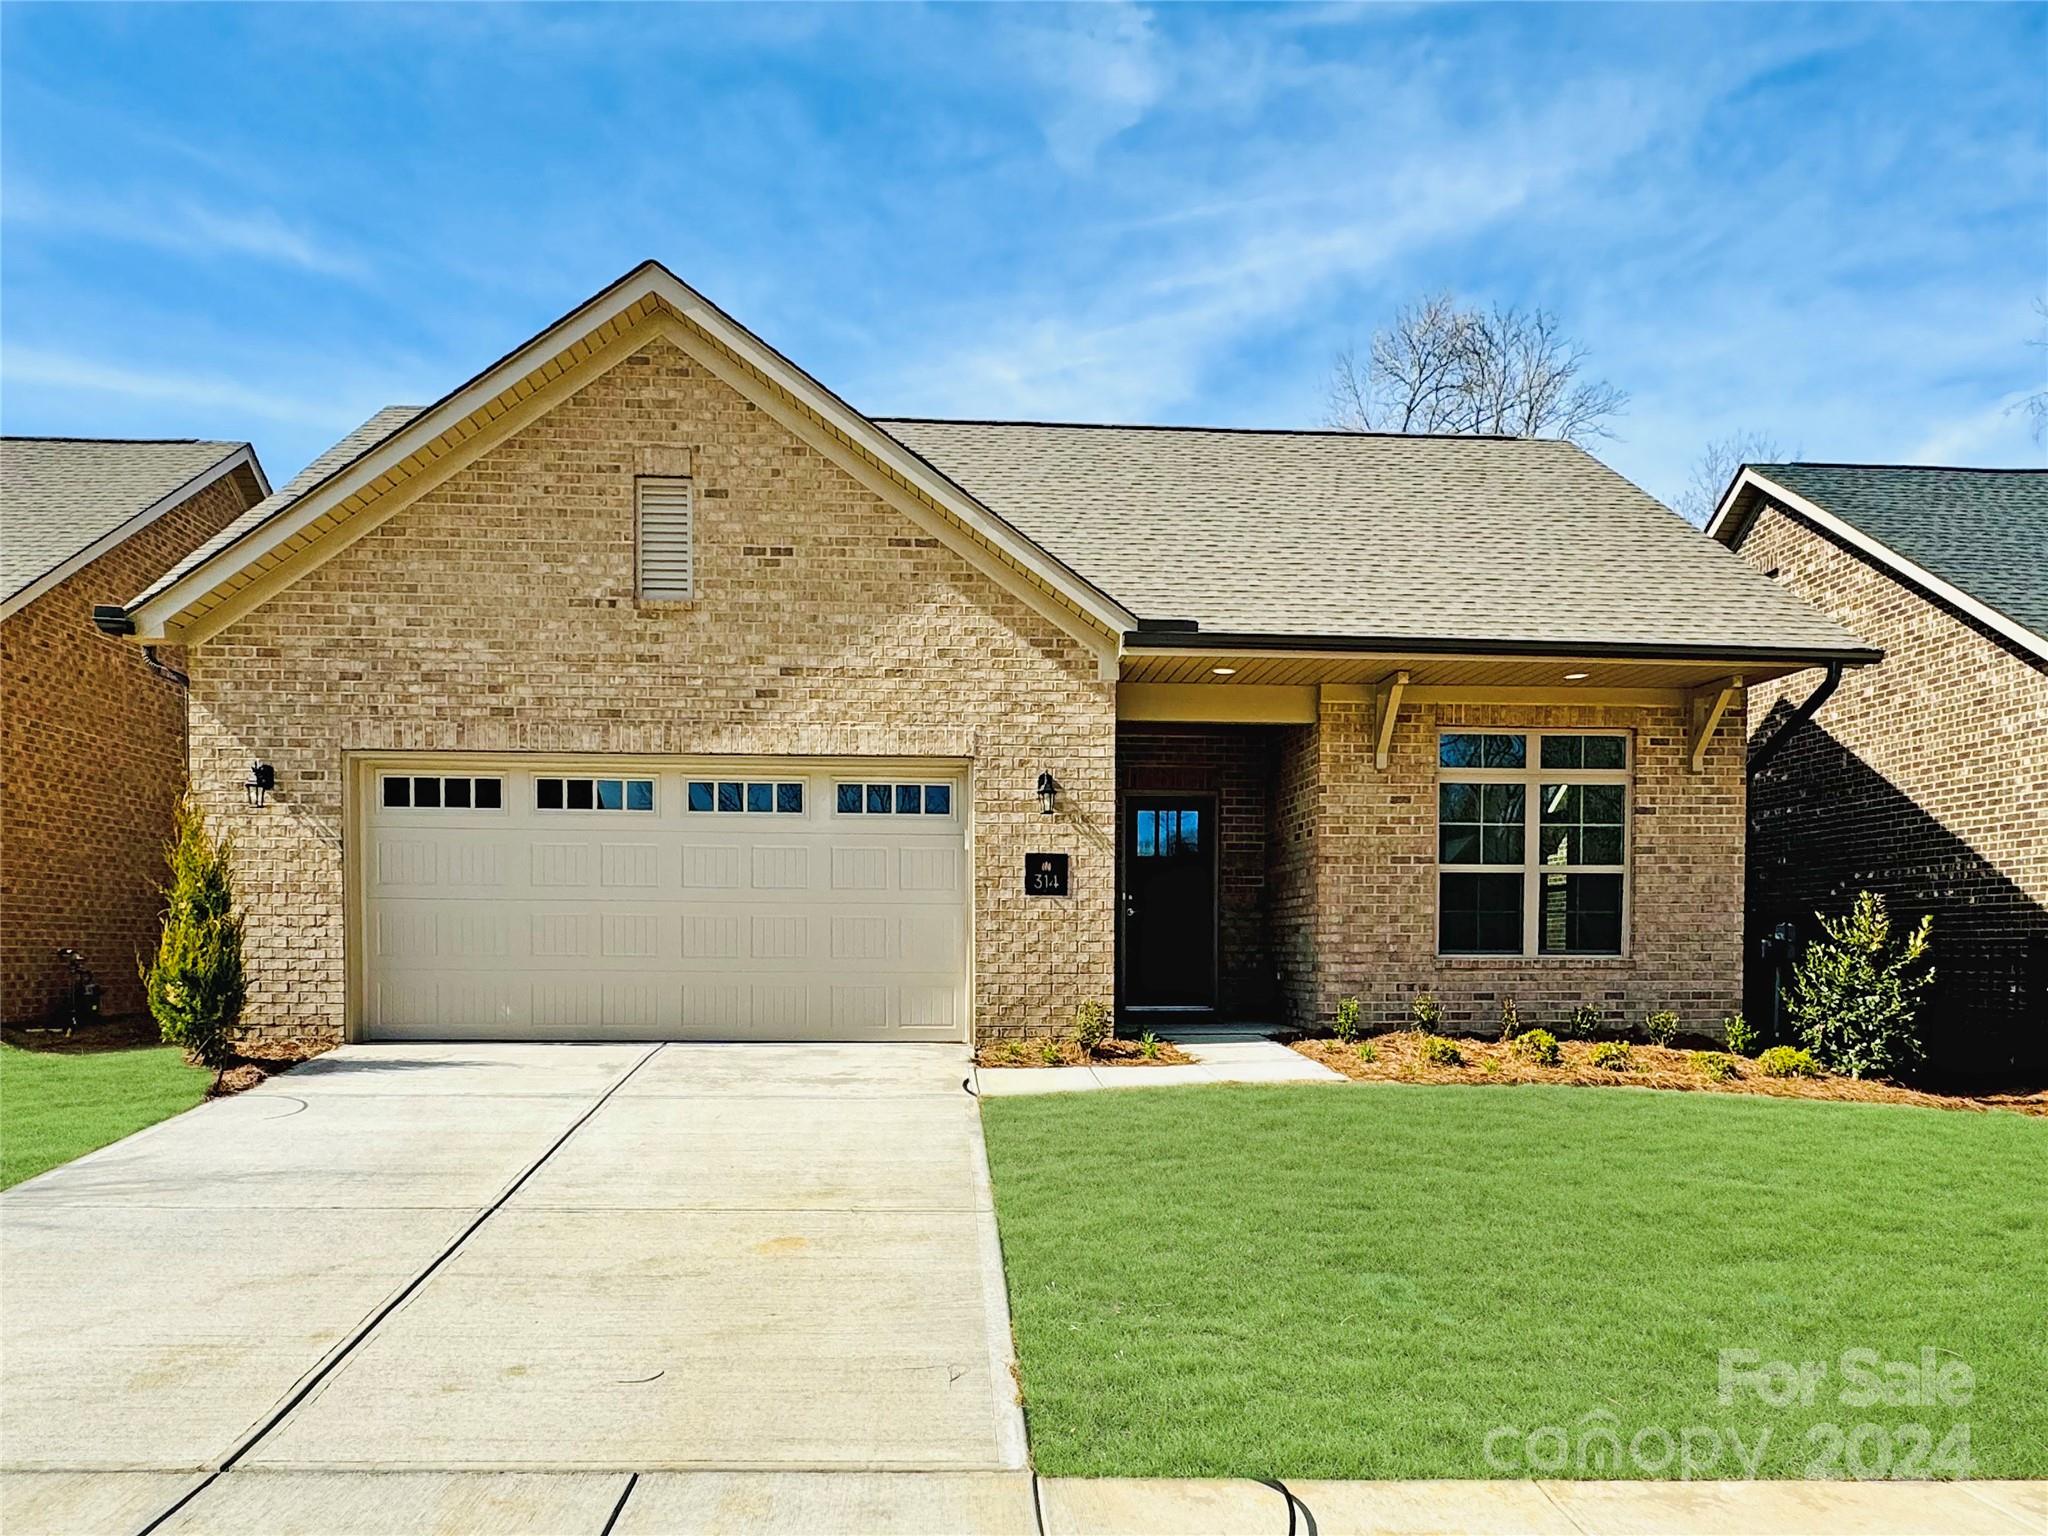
[3,3,2043,513]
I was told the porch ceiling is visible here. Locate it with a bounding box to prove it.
[1118,648,1819,691]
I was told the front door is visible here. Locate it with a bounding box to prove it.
[1122,796,1217,1008]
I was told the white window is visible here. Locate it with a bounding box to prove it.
[834,782,955,817]
[687,780,805,814]
[536,776,654,813]
[1436,732,1628,956]
[636,478,693,600]
[380,774,503,811]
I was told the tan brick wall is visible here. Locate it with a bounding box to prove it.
[185,338,1116,1048]
[1275,697,1746,1039]
[2,467,262,1024]
[1732,500,2048,1067]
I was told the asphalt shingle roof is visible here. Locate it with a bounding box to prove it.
[2,437,247,604]
[132,407,426,608]
[127,405,1875,661]
[882,420,1867,656]
[1749,464,2048,641]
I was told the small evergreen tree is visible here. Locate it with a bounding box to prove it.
[143,793,245,1079]
[1786,892,1932,1080]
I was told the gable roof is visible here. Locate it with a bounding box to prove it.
[1709,463,2048,660]
[2,437,266,620]
[882,419,1873,662]
[118,262,1135,657]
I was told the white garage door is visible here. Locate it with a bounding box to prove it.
[360,760,968,1041]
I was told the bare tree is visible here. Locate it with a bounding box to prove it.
[1674,430,1789,527]
[1325,293,1628,443]
[2016,297,2047,445]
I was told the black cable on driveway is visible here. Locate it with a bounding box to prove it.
[132,1043,668,1536]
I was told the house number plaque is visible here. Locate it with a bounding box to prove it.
[1025,853,1070,897]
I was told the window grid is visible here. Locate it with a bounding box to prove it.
[834,782,956,817]
[380,775,504,812]
[1436,731,1629,957]
[535,776,655,813]
[686,780,805,814]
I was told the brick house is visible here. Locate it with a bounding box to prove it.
[1711,465,2047,1075]
[95,263,1873,1049]
[2,438,268,1027]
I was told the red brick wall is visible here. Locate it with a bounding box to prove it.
[1731,500,2048,1072]
[2,466,263,1025]
[1118,724,1282,1015]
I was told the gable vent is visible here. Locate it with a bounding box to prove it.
[637,478,694,601]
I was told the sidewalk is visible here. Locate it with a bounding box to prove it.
[977,1027,1343,1097]
[7,1469,2038,1534]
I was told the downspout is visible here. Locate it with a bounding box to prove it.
[1746,660,1841,776]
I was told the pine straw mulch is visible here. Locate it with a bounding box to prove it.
[1291,1031,2048,1116]
[976,1036,1196,1069]
[206,1039,333,1098]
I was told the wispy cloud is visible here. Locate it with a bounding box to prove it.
[1,346,364,429]
[4,177,367,278]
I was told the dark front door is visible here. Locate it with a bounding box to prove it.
[1123,796,1217,1008]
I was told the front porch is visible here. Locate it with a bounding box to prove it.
[1111,655,1764,1040]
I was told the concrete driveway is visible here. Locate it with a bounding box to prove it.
[1,1043,1028,1534]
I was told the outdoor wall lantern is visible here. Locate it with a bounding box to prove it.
[244,761,276,808]
[1036,770,1060,815]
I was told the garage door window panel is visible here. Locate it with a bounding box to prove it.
[381,774,504,812]
[536,776,655,813]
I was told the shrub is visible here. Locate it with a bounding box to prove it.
[1557,1004,1602,1040]
[1696,1051,1741,1083]
[1137,1030,1162,1061]
[999,1040,1026,1065]
[1643,1009,1681,1048]
[1354,1039,1378,1064]
[1333,996,1363,1043]
[1420,1035,1464,1067]
[1786,892,1933,1079]
[143,793,244,1078]
[1497,996,1521,1040]
[1512,1028,1561,1066]
[1590,1040,1632,1071]
[1758,1045,1820,1079]
[1411,992,1444,1029]
[1073,999,1113,1056]
[1722,1012,1760,1057]
[1039,1037,1067,1066]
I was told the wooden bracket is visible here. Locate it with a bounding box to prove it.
[1373,670,1410,771]
[1687,675,1744,773]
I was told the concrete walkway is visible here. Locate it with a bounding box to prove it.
[1,1043,1023,1534]
[977,1028,1342,1096]
[5,1468,2039,1533]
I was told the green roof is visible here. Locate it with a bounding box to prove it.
[1747,464,2048,641]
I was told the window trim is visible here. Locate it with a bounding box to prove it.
[533,774,658,814]
[635,477,694,602]
[377,773,507,814]
[1435,730,1631,958]
[829,780,961,819]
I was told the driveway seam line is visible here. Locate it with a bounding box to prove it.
[141,1042,665,1518]
[598,1471,639,1535]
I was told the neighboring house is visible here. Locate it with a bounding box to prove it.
[1711,465,2048,1075]
[94,263,1873,1050]
[2,438,269,1028]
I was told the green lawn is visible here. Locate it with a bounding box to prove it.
[982,1083,2047,1480]
[0,1042,209,1190]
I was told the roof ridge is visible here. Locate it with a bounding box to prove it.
[1763,461,2048,476]
[875,416,1541,444]
[3,435,241,446]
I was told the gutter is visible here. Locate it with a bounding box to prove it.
[1746,660,1842,776]
[1123,623,1881,669]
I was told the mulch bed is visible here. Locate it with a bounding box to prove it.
[1,1018,332,1098]
[976,1036,1196,1069]
[1292,1030,2048,1115]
